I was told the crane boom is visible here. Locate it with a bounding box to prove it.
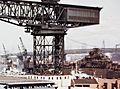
[19,37,26,52]
[2,44,7,55]
[19,37,27,58]
[17,44,24,60]
[2,44,9,60]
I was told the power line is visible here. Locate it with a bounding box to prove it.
[66,37,96,48]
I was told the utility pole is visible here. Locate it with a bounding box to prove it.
[102,40,105,53]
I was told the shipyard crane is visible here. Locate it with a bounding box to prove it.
[19,37,31,73]
[0,0,101,74]
[17,44,23,60]
[2,44,9,61]
[2,44,12,69]
[19,37,27,59]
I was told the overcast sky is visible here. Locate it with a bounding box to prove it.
[0,0,120,54]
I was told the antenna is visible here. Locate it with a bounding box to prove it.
[103,40,105,48]
[102,40,105,53]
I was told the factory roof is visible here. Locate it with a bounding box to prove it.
[0,76,55,88]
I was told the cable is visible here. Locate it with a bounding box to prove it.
[66,37,96,48]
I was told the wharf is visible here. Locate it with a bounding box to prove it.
[0,75,55,89]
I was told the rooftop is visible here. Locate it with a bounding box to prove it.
[0,76,55,88]
[73,78,98,84]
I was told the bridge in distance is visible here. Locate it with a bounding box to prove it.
[65,48,120,54]
[0,48,119,57]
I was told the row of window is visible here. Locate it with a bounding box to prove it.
[75,85,90,87]
[28,76,70,80]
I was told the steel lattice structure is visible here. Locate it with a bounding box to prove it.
[0,0,101,74]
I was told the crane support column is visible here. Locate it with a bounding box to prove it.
[32,28,66,74]
[53,34,64,74]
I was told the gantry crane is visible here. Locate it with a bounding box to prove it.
[0,0,101,74]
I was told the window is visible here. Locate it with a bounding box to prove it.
[28,76,30,79]
[64,77,66,79]
[68,76,69,79]
[43,77,45,79]
[83,85,90,87]
[112,82,117,89]
[103,83,107,89]
[60,77,61,80]
[75,85,82,87]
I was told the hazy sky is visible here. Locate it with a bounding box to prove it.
[0,0,120,54]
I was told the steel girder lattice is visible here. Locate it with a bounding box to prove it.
[33,34,64,74]
[0,0,68,74]
[0,0,101,74]
[0,0,87,28]
[0,0,66,27]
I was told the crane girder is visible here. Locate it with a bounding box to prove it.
[0,0,68,29]
[0,0,101,29]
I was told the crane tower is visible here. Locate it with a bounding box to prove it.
[0,0,101,74]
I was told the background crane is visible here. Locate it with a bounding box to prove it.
[19,37,27,59]
[2,44,9,61]
[17,44,23,60]
[19,37,32,73]
[2,44,12,69]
